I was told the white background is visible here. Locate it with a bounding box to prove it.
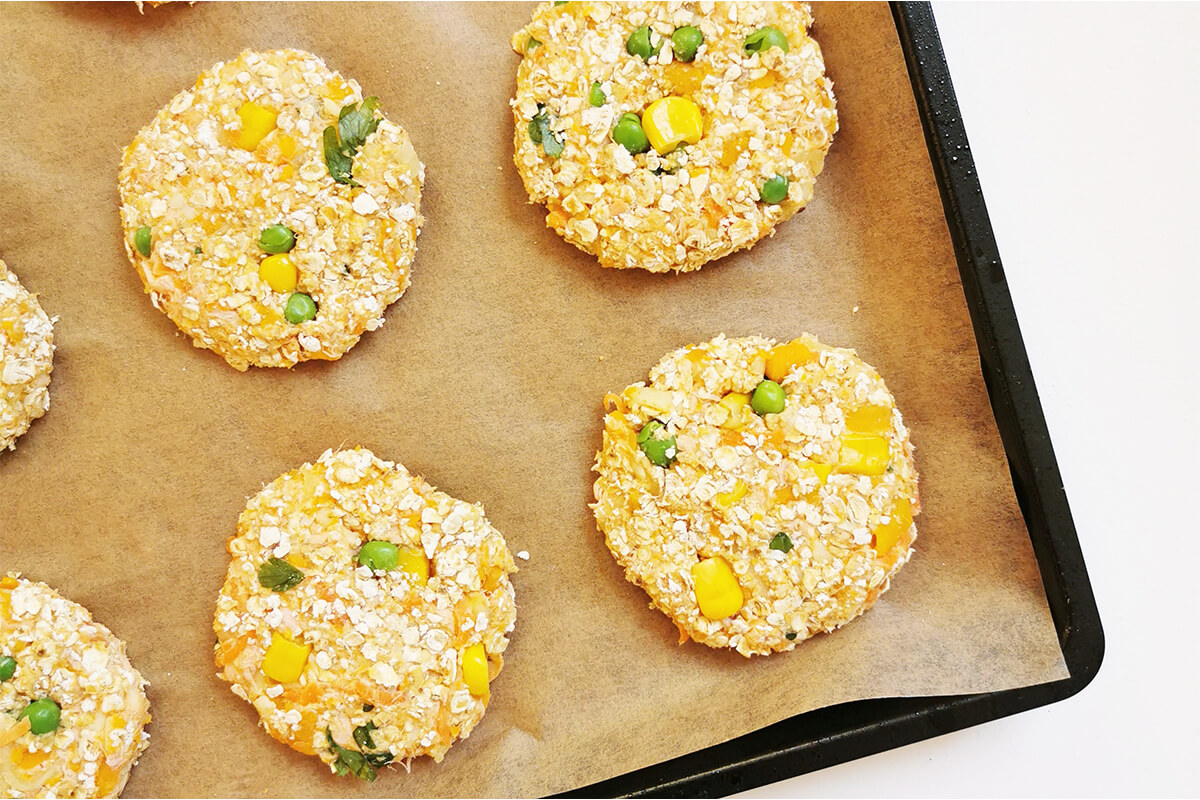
[743,3,1198,796]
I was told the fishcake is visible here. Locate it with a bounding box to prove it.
[593,334,919,656]
[0,576,151,799]
[0,259,54,453]
[511,2,837,273]
[119,49,424,370]
[214,448,517,779]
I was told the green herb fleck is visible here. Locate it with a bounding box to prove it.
[193,247,202,255]
[353,722,378,751]
[637,420,677,468]
[327,728,393,781]
[769,532,793,554]
[323,97,381,186]
[362,703,374,712]
[528,105,564,158]
[257,557,304,592]
[525,36,542,53]
[785,631,797,641]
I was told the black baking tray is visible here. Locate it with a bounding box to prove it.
[561,4,1105,796]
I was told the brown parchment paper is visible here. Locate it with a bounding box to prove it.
[0,2,1067,796]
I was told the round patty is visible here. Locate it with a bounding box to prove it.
[119,49,424,370]
[0,259,54,453]
[593,334,919,656]
[511,2,837,273]
[0,575,151,798]
[214,448,517,779]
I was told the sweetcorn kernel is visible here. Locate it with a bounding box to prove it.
[717,392,752,429]
[258,254,298,293]
[642,96,703,155]
[692,556,743,619]
[233,101,277,151]
[397,547,430,585]
[262,632,310,683]
[461,644,489,697]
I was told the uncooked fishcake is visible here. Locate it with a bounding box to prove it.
[0,575,151,798]
[511,2,837,273]
[593,334,919,656]
[214,448,517,779]
[0,259,54,452]
[119,49,424,370]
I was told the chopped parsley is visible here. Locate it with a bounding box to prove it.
[323,97,381,186]
[257,557,304,592]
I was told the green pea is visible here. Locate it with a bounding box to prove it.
[589,80,606,107]
[672,25,704,62]
[758,174,789,205]
[769,532,793,553]
[20,698,61,735]
[259,223,296,254]
[283,292,317,324]
[626,25,662,61]
[0,656,15,682]
[358,540,400,571]
[637,420,677,468]
[612,112,650,154]
[751,379,786,415]
[134,226,152,257]
[743,26,789,55]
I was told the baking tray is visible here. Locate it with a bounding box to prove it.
[562,4,1105,796]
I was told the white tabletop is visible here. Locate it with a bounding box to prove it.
[742,3,1199,796]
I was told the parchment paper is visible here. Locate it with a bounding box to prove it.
[0,3,1068,796]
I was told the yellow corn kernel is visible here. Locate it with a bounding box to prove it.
[692,556,744,620]
[642,96,704,155]
[837,433,890,476]
[462,644,489,698]
[262,632,310,684]
[233,101,278,151]
[714,480,747,509]
[845,405,892,435]
[872,498,913,554]
[630,385,674,416]
[397,547,429,585]
[718,392,752,429]
[258,254,298,293]
[798,460,833,485]
[1,317,22,344]
[0,576,17,590]
[664,61,705,96]
[765,339,816,382]
[276,134,296,159]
